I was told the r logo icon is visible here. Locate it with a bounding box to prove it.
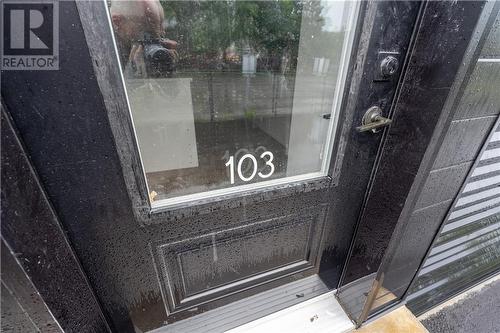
[1,0,59,70]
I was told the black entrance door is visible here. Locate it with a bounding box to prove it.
[1,0,421,331]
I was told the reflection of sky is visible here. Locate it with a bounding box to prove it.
[321,1,349,32]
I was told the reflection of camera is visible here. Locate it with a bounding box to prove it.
[142,38,175,77]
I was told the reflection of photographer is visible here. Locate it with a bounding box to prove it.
[110,0,178,78]
[138,33,176,77]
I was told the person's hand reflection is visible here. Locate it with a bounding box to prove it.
[160,39,179,62]
[129,43,146,77]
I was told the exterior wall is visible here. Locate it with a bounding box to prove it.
[406,11,500,315]
[1,240,62,333]
[0,109,110,332]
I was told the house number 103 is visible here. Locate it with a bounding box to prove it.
[225,151,275,184]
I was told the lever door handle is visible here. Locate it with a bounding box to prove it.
[356,106,392,133]
[356,116,392,132]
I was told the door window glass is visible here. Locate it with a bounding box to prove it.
[108,0,358,206]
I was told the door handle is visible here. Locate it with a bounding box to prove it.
[356,106,392,133]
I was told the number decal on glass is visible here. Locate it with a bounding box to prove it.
[225,151,275,184]
[258,151,275,179]
[226,156,236,184]
[237,154,258,182]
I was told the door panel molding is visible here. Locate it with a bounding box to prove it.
[153,205,327,315]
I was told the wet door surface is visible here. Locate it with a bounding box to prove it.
[1,0,420,331]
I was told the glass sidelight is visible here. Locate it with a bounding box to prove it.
[108,0,358,207]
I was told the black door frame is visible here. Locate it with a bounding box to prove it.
[1,0,489,331]
[1,105,111,332]
[337,0,493,326]
[75,0,420,327]
[1,1,419,330]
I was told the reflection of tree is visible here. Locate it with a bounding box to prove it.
[159,1,330,71]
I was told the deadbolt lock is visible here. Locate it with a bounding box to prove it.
[356,106,392,133]
[380,55,399,77]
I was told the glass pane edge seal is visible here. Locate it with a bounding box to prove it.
[150,171,328,211]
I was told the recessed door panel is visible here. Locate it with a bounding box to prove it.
[155,205,326,314]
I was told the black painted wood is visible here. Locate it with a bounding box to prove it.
[0,108,111,333]
[1,0,420,331]
[340,0,488,286]
[1,240,62,333]
[319,0,421,287]
[337,0,493,325]
[351,1,500,324]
